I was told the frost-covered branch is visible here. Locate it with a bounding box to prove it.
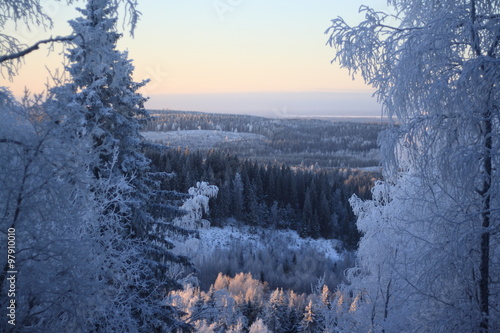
[0,138,24,146]
[328,1,500,331]
[0,0,142,77]
[0,35,76,64]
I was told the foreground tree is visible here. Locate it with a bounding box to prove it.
[0,89,105,331]
[51,0,193,330]
[327,1,499,332]
[1,0,195,331]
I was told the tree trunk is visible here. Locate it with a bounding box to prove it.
[479,114,492,332]
[470,1,491,330]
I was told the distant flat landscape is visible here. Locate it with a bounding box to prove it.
[142,110,384,168]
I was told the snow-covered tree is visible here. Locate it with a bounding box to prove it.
[299,300,318,333]
[1,0,200,331]
[231,172,245,219]
[327,0,500,332]
[0,0,140,78]
[174,181,219,230]
[64,0,148,192]
[264,288,288,332]
[315,284,337,333]
[0,78,157,332]
[249,318,271,333]
[47,0,193,330]
[0,89,100,331]
[227,318,246,333]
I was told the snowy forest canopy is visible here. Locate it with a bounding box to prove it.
[1,0,499,332]
[144,110,384,169]
[145,146,376,246]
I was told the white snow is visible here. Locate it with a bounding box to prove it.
[174,224,344,263]
[141,130,267,150]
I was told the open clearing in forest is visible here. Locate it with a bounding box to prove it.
[142,130,267,150]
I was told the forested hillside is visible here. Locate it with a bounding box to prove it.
[143,110,385,168]
[145,146,378,248]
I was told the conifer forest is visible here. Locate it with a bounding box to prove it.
[1,1,499,332]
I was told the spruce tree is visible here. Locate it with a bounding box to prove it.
[55,0,192,330]
[264,288,288,333]
[299,300,318,333]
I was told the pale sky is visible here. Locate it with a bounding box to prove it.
[4,0,388,117]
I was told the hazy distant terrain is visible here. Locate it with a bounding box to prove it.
[143,110,386,168]
[145,92,381,118]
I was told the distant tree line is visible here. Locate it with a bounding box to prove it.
[144,111,385,168]
[145,147,379,248]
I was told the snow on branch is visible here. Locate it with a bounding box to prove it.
[174,182,219,230]
[0,35,76,64]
